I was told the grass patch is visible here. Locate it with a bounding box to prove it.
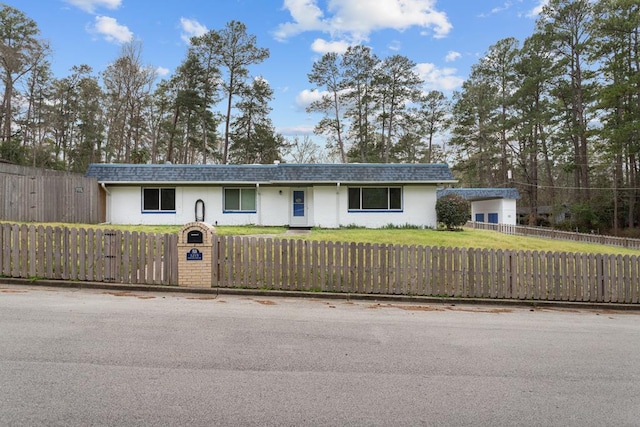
[297,228,639,256]
[2,221,637,256]
[0,221,285,236]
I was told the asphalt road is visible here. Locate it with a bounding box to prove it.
[1,285,639,426]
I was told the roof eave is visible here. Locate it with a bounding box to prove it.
[98,179,459,185]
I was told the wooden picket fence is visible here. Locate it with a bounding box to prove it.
[0,224,177,285]
[212,235,640,303]
[1,223,639,304]
[467,221,640,250]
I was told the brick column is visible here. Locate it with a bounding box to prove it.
[177,222,216,288]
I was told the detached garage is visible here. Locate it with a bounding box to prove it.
[437,188,520,226]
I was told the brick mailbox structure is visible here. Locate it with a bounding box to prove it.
[177,222,216,288]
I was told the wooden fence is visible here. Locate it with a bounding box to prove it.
[467,221,640,250]
[212,235,640,303]
[0,224,177,285]
[0,164,103,223]
[1,223,639,304]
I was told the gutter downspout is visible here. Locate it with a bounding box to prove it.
[336,182,340,228]
[100,183,111,224]
[256,183,261,225]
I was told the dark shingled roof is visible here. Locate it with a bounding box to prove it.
[437,188,520,201]
[86,163,457,184]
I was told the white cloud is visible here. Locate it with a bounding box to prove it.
[275,0,452,43]
[445,51,461,62]
[156,66,170,77]
[527,0,548,18]
[388,40,402,51]
[91,16,133,44]
[311,38,351,54]
[277,125,316,136]
[414,63,464,92]
[478,1,513,18]
[277,0,327,37]
[64,0,121,13]
[295,89,328,109]
[180,18,208,44]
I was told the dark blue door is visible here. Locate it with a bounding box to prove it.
[475,213,485,222]
[488,213,498,224]
[293,190,305,217]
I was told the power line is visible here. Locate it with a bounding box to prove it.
[511,180,640,191]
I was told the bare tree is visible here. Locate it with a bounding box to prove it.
[284,135,324,163]
[102,42,155,163]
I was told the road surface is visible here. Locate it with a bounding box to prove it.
[1,285,639,426]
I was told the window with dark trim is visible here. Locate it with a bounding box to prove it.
[348,187,402,211]
[142,188,176,212]
[224,188,256,212]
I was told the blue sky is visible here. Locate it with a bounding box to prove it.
[16,0,547,139]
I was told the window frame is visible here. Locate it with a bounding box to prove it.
[141,187,176,213]
[223,187,257,213]
[347,186,403,212]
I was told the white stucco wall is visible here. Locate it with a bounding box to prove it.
[105,184,440,228]
[258,187,291,226]
[109,186,225,225]
[312,185,340,228]
[502,199,517,225]
[471,199,517,225]
[336,185,438,228]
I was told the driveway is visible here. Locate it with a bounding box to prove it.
[1,285,639,426]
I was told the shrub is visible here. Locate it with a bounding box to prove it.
[381,223,423,229]
[436,194,470,230]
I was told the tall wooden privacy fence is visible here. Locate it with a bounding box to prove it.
[0,164,103,223]
[213,235,640,304]
[1,223,639,304]
[0,224,177,285]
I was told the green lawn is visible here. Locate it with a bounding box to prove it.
[3,221,638,256]
[304,228,640,256]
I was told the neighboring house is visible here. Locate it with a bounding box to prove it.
[85,163,457,228]
[437,188,520,226]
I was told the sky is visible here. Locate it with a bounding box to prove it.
[14,0,548,141]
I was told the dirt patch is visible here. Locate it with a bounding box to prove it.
[1,289,28,294]
[254,299,277,305]
[186,296,219,300]
[366,303,388,309]
[136,296,156,299]
[398,305,445,312]
[104,291,134,297]
[533,307,582,313]
[597,309,640,315]
[448,307,513,314]
[366,302,512,314]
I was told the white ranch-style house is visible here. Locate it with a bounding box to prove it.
[85,163,457,228]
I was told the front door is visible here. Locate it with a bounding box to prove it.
[290,189,308,227]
